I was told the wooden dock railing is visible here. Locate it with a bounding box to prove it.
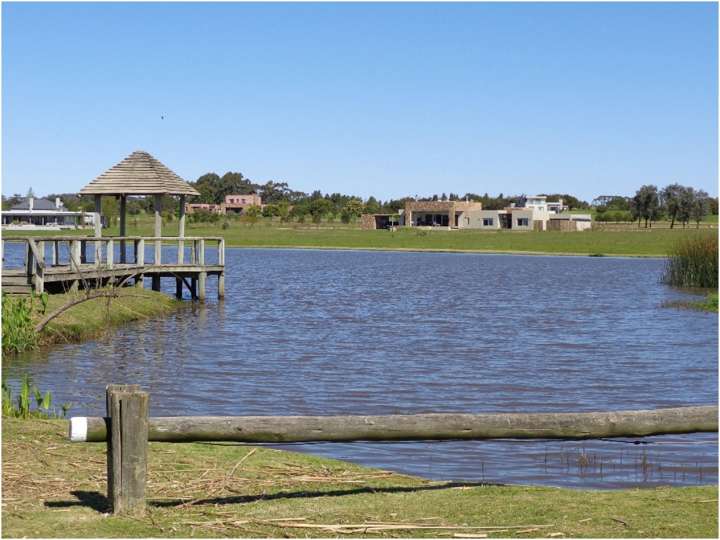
[3,236,225,299]
[68,385,718,516]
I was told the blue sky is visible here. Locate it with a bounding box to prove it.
[2,2,717,202]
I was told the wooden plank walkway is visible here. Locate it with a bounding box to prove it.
[1,236,225,301]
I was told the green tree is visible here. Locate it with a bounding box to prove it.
[365,196,381,214]
[309,198,332,224]
[691,190,709,228]
[341,198,364,223]
[661,183,685,229]
[631,185,660,228]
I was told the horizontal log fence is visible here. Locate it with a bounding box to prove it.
[69,385,718,516]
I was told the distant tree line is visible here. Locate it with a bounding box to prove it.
[628,184,714,229]
[2,175,717,226]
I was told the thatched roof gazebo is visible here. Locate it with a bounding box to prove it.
[80,150,199,263]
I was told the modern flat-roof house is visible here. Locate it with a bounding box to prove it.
[402,200,485,228]
[1,197,90,229]
[361,195,591,232]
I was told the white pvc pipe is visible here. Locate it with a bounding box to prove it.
[69,416,88,442]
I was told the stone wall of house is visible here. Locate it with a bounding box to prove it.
[360,214,377,230]
[547,219,577,232]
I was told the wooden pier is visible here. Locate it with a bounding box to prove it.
[2,235,225,301]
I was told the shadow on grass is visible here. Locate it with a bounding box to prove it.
[45,481,502,513]
[45,490,110,513]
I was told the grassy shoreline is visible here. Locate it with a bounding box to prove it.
[2,419,718,538]
[2,288,182,354]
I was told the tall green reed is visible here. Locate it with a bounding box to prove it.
[661,234,718,289]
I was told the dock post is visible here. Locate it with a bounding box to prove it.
[106,239,114,271]
[198,272,206,301]
[94,195,103,267]
[106,385,148,516]
[69,240,81,292]
[197,239,206,301]
[80,240,87,264]
[175,277,183,299]
[153,194,163,292]
[136,239,145,288]
[218,238,225,299]
[52,240,59,266]
[119,195,127,264]
[191,277,197,299]
[36,241,45,294]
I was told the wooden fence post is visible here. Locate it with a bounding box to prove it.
[106,384,148,516]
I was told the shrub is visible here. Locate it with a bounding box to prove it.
[661,234,718,289]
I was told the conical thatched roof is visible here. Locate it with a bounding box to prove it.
[80,150,200,196]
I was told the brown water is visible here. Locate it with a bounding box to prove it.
[3,247,718,488]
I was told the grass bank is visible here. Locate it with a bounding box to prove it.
[2,419,717,538]
[5,220,719,257]
[664,292,719,314]
[2,288,181,354]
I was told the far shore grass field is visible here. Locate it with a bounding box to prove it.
[3,418,718,538]
[4,216,719,257]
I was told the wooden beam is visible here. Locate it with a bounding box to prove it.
[71,405,718,444]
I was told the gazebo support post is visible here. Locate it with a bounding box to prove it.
[176,195,186,299]
[152,194,162,291]
[119,195,127,264]
[94,195,102,267]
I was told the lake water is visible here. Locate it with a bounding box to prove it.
[3,246,718,488]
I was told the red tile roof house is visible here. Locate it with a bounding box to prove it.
[185,194,263,215]
[223,193,263,215]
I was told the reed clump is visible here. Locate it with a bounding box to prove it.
[1,374,70,419]
[662,234,718,289]
[1,293,47,354]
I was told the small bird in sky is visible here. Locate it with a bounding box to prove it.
[161,115,165,120]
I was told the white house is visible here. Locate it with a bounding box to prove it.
[2,196,89,230]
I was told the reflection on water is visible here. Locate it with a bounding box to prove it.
[3,247,718,488]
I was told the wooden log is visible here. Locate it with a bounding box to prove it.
[70,405,718,444]
[107,386,148,516]
[175,278,183,299]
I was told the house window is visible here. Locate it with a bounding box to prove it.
[517,218,529,227]
[483,218,494,226]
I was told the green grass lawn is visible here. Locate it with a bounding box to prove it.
[4,217,719,257]
[2,419,717,538]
